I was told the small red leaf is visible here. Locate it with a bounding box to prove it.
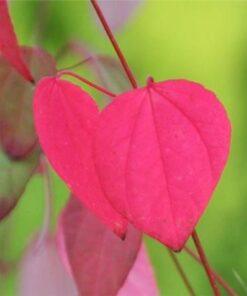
[94,79,231,250]
[34,77,127,236]
[0,0,33,82]
[119,245,159,296]
[57,196,142,296]
[18,236,78,296]
[0,46,56,159]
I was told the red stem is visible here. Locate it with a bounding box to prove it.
[192,230,221,296]
[168,249,196,296]
[90,0,138,89]
[58,70,116,97]
[184,247,237,296]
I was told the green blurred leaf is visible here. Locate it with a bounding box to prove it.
[0,149,39,221]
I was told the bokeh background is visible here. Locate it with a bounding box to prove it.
[0,0,247,295]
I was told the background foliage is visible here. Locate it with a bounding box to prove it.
[0,0,246,294]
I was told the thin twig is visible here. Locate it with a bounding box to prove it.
[233,269,247,294]
[168,249,196,296]
[192,230,221,296]
[90,0,138,89]
[184,246,237,296]
[58,70,116,97]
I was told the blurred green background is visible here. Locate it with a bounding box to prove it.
[0,0,247,295]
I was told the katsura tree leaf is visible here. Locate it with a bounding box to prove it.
[0,46,56,159]
[94,79,231,251]
[0,148,39,221]
[91,0,142,32]
[57,196,142,296]
[119,245,159,296]
[0,0,33,82]
[18,236,78,296]
[34,77,127,236]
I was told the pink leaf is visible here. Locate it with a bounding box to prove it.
[119,245,159,296]
[92,0,142,32]
[0,0,33,82]
[18,236,78,296]
[57,195,142,296]
[0,46,56,159]
[34,77,127,236]
[94,79,231,250]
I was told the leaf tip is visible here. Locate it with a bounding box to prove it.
[113,222,127,240]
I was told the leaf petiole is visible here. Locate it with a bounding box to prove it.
[184,246,237,295]
[57,70,116,97]
[90,0,138,89]
[192,230,221,296]
[168,249,196,296]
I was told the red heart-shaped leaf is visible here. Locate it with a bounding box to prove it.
[57,195,142,296]
[0,46,56,159]
[94,79,231,250]
[0,0,33,82]
[34,77,127,236]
